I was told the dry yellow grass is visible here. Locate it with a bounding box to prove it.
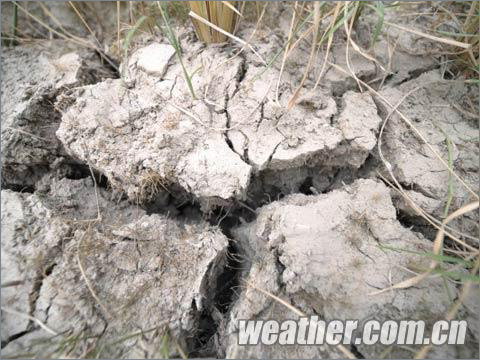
[188,1,238,43]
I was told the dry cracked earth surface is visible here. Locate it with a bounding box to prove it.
[1,3,479,359]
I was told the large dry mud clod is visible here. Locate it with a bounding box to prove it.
[1,40,114,190]
[57,33,388,209]
[1,190,72,346]
[374,70,479,238]
[223,179,478,359]
[57,42,253,208]
[1,178,229,358]
[227,78,382,172]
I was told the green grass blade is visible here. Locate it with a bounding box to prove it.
[435,30,479,38]
[157,2,196,99]
[443,134,454,218]
[378,245,475,267]
[369,2,385,48]
[122,15,149,79]
[124,15,149,51]
[320,3,356,44]
[441,275,454,302]
[433,269,479,282]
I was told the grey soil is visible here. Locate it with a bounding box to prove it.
[1,2,478,359]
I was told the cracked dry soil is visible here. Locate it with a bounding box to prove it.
[1,5,479,359]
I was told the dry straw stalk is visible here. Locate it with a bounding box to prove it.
[188,1,238,43]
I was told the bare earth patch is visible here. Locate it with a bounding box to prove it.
[1,2,478,359]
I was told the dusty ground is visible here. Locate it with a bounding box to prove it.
[1,1,479,359]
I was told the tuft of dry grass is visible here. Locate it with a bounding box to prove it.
[138,171,171,203]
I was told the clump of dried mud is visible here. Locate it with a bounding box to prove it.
[1,2,478,359]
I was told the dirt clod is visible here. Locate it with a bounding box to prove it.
[1,40,114,190]
[2,2,478,358]
[225,179,477,359]
[1,179,229,358]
